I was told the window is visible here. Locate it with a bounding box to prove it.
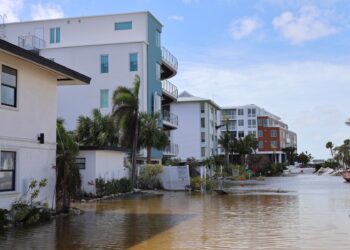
[0,151,16,192]
[201,118,205,128]
[248,131,256,137]
[258,130,263,137]
[248,108,256,117]
[156,30,161,47]
[1,65,17,107]
[238,120,244,126]
[271,141,277,148]
[201,147,206,157]
[50,27,60,43]
[258,119,263,126]
[115,21,132,30]
[238,131,244,138]
[259,141,264,149]
[75,158,86,170]
[129,53,138,71]
[248,119,256,128]
[100,55,109,73]
[156,63,161,80]
[271,130,277,137]
[200,103,205,113]
[238,109,244,115]
[100,89,109,108]
[153,92,161,112]
[263,118,268,127]
[201,132,205,143]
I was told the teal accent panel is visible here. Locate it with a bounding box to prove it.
[129,53,138,71]
[50,28,55,43]
[100,89,109,108]
[100,55,109,73]
[56,27,60,43]
[147,14,163,160]
[115,21,132,30]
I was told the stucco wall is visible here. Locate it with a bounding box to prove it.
[0,51,57,209]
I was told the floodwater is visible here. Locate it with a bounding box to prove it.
[1,174,350,249]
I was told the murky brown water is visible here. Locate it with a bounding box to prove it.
[1,174,350,249]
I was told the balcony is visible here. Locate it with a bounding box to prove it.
[162,110,178,130]
[18,35,45,53]
[161,47,178,80]
[162,80,178,104]
[163,143,179,156]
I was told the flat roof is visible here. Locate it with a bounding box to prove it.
[79,145,129,152]
[0,39,91,85]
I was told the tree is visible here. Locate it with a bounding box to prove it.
[297,151,313,165]
[76,109,118,147]
[186,157,199,177]
[231,134,258,166]
[139,112,169,163]
[334,140,350,169]
[218,118,230,166]
[112,75,140,189]
[282,147,297,165]
[56,119,81,213]
[325,141,334,158]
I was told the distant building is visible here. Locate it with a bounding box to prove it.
[0,39,90,209]
[171,91,220,161]
[220,104,297,162]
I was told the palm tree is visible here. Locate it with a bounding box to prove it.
[139,112,169,163]
[218,118,230,166]
[325,141,334,158]
[232,134,258,166]
[112,75,140,189]
[56,119,81,213]
[76,108,118,147]
[334,140,350,169]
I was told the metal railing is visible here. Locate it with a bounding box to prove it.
[161,80,178,99]
[163,143,179,156]
[18,35,45,51]
[162,110,179,127]
[161,47,178,71]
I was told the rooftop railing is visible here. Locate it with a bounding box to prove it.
[18,35,45,52]
[161,47,178,71]
[162,80,178,99]
[163,143,179,156]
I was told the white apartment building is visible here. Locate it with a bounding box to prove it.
[171,91,220,161]
[0,39,90,209]
[2,11,179,161]
[220,104,297,162]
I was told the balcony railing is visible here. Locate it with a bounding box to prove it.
[162,80,178,100]
[18,35,45,52]
[163,143,179,156]
[161,47,178,71]
[162,110,178,127]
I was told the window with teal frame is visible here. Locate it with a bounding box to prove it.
[129,53,138,71]
[50,27,60,43]
[115,21,132,30]
[100,55,109,73]
[100,89,109,108]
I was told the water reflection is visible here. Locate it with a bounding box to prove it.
[1,175,350,249]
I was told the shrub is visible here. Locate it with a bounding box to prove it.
[119,178,132,193]
[95,178,106,197]
[138,164,163,190]
[0,209,9,227]
[94,177,132,196]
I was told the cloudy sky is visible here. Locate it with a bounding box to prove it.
[2,0,350,159]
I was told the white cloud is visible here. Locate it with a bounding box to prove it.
[168,15,185,21]
[273,5,337,44]
[176,60,350,158]
[31,3,64,21]
[229,18,259,39]
[0,0,24,22]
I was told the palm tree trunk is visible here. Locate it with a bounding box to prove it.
[131,117,139,190]
[146,146,152,164]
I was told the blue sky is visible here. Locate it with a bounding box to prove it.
[2,0,350,159]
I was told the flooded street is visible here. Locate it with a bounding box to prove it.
[1,174,350,249]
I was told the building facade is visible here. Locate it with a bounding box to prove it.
[3,11,179,161]
[0,39,90,209]
[171,91,220,161]
[220,104,297,162]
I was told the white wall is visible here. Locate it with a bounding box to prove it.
[78,150,129,194]
[171,102,201,160]
[0,51,57,209]
[160,166,190,190]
